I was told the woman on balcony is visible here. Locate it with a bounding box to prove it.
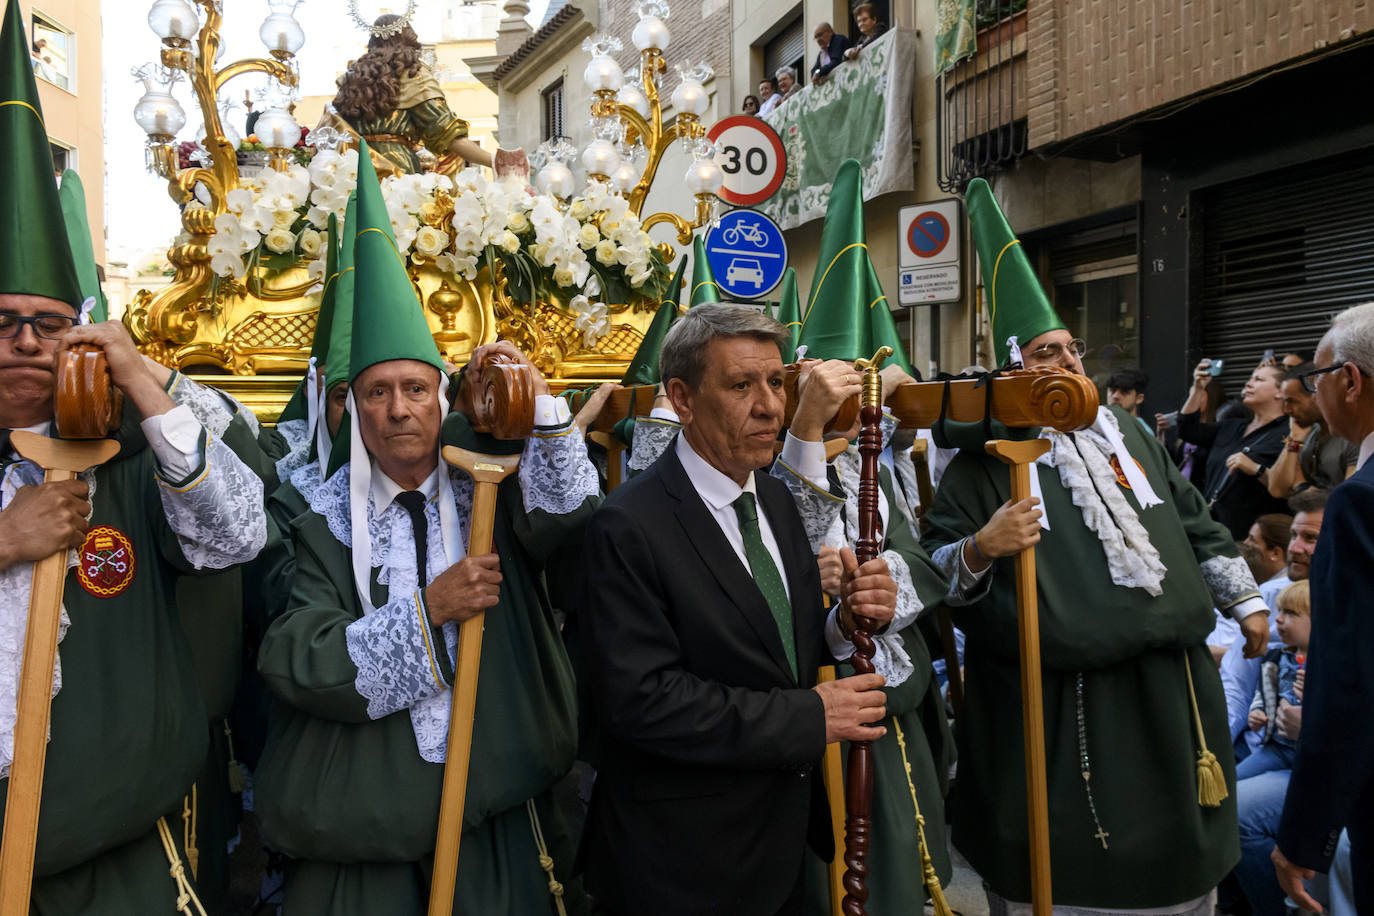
[844,2,888,60]
[775,66,800,105]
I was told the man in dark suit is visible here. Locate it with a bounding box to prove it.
[810,21,850,83]
[578,304,897,916]
[1273,302,1374,912]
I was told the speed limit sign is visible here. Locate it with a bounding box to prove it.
[706,116,787,207]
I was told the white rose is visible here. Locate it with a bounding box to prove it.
[298,228,324,258]
[415,225,451,258]
[594,240,618,266]
[553,267,575,287]
[576,223,600,249]
[273,208,296,230]
[507,211,530,233]
[264,227,295,255]
[500,231,521,254]
[569,199,591,221]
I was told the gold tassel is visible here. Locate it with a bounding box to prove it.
[893,720,954,916]
[156,816,209,916]
[525,799,568,916]
[181,785,200,880]
[224,720,245,794]
[1183,652,1228,807]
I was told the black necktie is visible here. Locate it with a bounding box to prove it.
[395,490,428,587]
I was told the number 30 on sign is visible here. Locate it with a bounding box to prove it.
[706,116,787,207]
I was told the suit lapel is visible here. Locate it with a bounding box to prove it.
[661,451,797,683]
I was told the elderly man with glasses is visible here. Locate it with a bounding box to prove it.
[921,180,1270,916]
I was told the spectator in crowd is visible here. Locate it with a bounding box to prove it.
[1178,359,1290,538]
[757,77,781,115]
[1240,580,1310,780]
[1273,302,1374,913]
[1106,367,1152,432]
[1265,361,1359,498]
[1280,351,1308,371]
[809,21,849,84]
[1244,513,1295,613]
[774,66,800,104]
[1159,375,1225,489]
[844,2,888,60]
[741,94,760,116]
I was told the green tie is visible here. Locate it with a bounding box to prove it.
[733,491,798,679]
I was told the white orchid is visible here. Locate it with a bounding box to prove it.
[570,294,611,347]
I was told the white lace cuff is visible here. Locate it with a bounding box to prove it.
[520,419,599,516]
[156,433,266,570]
[932,537,993,605]
[627,417,680,472]
[770,459,843,555]
[345,588,452,720]
[1201,554,1262,615]
[166,373,234,437]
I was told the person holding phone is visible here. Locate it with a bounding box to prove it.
[1177,358,1291,538]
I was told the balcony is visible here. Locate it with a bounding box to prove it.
[756,28,917,230]
[936,2,1029,192]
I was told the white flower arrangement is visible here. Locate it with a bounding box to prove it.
[205,153,671,307]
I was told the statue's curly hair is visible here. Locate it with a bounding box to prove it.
[333,15,423,122]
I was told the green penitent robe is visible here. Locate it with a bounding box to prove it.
[0,405,266,915]
[921,406,1258,909]
[254,416,597,915]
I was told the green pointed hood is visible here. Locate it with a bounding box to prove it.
[966,177,1065,366]
[621,253,685,385]
[57,170,107,322]
[775,266,801,363]
[0,0,81,310]
[689,234,721,306]
[798,159,914,375]
[324,194,359,476]
[348,140,442,383]
[279,209,344,424]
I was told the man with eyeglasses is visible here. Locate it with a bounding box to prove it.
[1272,302,1374,914]
[1263,361,1359,499]
[0,5,266,909]
[922,179,1270,916]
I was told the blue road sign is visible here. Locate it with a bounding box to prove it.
[705,208,788,300]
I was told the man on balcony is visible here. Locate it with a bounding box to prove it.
[810,22,850,84]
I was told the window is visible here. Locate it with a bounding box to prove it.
[763,15,806,90]
[50,141,73,176]
[541,79,564,142]
[846,0,891,37]
[1042,226,1140,391]
[30,13,73,92]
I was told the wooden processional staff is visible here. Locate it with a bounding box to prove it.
[428,357,535,916]
[0,346,123,912]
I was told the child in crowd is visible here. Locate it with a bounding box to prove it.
[1241,580,1311,778]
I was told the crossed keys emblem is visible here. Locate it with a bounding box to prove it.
[84,544,129,577]
[76,526,136,598]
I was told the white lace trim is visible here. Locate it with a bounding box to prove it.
[1200,554,1261,611]
[1040,408,1168,596]
[0,462,90,779]
[157,436,267,570]
[274,418,313,482]
[627,419,679,472]
[314,463,476,763]
[167,374,234,438]
[520,425,600,516]
[287,459,327,509]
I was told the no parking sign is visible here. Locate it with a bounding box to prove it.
[707,116,787,207]
[898,199,962,305]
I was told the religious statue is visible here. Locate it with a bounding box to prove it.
[317,13,527,179]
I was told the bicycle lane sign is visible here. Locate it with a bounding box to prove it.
[704,209,788,300]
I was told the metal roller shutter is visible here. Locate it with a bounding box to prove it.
[1200,147,1374,393]
[764,17,805,83]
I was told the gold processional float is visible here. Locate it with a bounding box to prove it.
[124,0,721,420]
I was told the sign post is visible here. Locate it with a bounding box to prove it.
[898,200,962,306]
[704,209,788,300]
[706,116,787,207]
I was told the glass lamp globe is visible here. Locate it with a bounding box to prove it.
[611,162,639,194]
[537,162,576,199]
[260,11,306,56]
[583,54,625,93]
[631,15,670,52]
[134,88,187,138]
[684,156,724,197]
[147,0,199,41]
[670,79,709,117]
[197,116,241,152]
[617,84,650,119]
[581,139,621,178]
[255,107,302,150]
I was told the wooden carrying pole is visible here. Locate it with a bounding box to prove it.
[0,432,120,913]
[586,431,625,491]
[986,438,1054,916]
[817,663,846,916]
[428,445,521,916]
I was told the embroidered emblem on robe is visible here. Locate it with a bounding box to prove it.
[77,526,136,598]
[1109,455,1146,491]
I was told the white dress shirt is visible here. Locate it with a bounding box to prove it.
[1358,429,1374,471]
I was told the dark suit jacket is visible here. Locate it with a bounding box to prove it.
[578,443,833,916]
[1278,457,1374,900]
[811,32,850,79]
